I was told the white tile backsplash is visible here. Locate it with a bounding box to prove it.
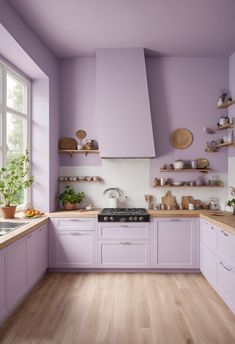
[60,159,228,209]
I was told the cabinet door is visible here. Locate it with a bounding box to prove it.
[217,259,235,314]
[98,240,150,268]
[26,231,39,288]
[54,231,95,267]
[154,218,196,268]
[6,237,27,310]
[37,224,48,276]
[200,219,217,253]
[218,229,235,265]
[200,243,217,288]
[0,250,7,323]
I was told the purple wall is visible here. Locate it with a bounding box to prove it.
[60,56,229,181]
[146,57,229,183]
[229,52,235,158]
[0,0,60,211]
[60,57,101,166]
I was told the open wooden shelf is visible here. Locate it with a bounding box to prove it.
[153,185,223,188]
[160,168,211,173]
[217,124,234,130]
[59,149,99,157]
[217,100,235,109]
[215,142,235,148]
[58,178,102,183]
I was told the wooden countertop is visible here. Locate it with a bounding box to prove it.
[148,209,213,217]
[49,209,101,218]
[0,215,49,250]
[200,212,235,235]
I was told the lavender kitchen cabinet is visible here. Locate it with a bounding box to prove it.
[37,224,48,276]
[5,237,27,310]
[26,230,39,288]
[0,250,7,323]
[217,258,235,314]
[200,243,217,287]
[26,224,48,288]
[153,218,197,268]
[200,219,217,253]
[97,222,151,268]
[49,218,96,268]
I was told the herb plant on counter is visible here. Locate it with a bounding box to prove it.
[59,186,85,210]
[0,148,34,218]
[227,186,235,215]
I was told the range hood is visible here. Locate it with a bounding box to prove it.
[95,48,155,158]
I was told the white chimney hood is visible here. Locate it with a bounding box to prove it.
[95,48,155,158]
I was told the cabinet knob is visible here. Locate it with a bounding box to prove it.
[221,230,228,237]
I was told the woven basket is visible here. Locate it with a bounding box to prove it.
[59,137,77,150]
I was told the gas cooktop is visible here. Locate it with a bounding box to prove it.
[98,208,150,222]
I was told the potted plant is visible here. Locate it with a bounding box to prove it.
[58,186,85,210]
[226,186,235,215]
[0,149,34,219]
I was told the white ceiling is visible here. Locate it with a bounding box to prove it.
[8,0,235,58]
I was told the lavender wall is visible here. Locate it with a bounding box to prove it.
[146,57,229,183]
[0,0,60,211]
[60,57,101,166]
[60,56,229,174]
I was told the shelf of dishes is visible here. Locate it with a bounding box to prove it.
[153,177,223,188]
[59,149,100,157]
[160,158,210,172]
[58,176,102,182]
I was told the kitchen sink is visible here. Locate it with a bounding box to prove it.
[0,222,28,236]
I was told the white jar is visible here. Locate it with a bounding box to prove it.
[188,203,194,210]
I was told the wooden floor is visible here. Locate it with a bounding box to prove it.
[0,273,235,344]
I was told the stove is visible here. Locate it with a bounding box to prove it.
[98,208,150,222]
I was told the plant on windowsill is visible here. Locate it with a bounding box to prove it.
[0,148,34,219]
[226,186,235,215]
[58,186,85,210]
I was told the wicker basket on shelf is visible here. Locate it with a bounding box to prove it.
[59,138,77,150]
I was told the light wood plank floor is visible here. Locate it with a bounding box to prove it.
[0,273,235,344]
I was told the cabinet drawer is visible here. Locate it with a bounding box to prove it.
[218,230,235,265]
[98,223,150,239]
[200,243,217,287]
[98,240,150,267]
[200,220,217,253]
[52,218,95,230]
[217,259,235,314]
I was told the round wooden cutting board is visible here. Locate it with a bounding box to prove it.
[170,128,193,149]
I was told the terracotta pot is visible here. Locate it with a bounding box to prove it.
[63,202,77,211]
[1,205,17,219]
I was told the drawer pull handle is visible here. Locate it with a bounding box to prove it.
[27,234,32,238]
[70,232,82,236]
[120,225,129,228]
[120,241,131,245]
[68,219,81,222]
[170,219,180,222]
[220,261,232,272]
[221,230,228,237]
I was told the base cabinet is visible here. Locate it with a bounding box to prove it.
[200,219,235,314]
[200,243,217,287]
[0,223,48,325]
[153,218,197,268]
[217,259,235,314]
[5,237,27,310]
[0,250,7,323]
[49,218,96,268]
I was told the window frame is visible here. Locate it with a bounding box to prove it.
[0,58,32,210]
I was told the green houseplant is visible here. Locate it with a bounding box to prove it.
[226,186,235,215]
[58,186,85,210]
[0,148,34,218]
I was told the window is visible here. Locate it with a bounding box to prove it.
[0,59,31,207]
